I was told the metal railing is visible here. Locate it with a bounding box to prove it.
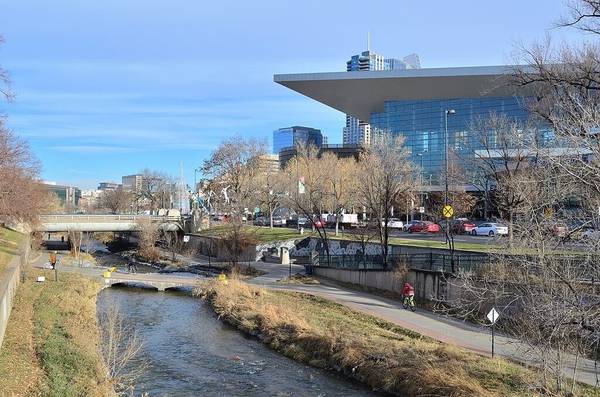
[313,252,600,274]
[39,214,181,223]
[314,253,490,273]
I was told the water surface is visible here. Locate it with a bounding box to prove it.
[98,287,379,397]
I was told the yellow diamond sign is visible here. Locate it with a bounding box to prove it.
[442,205,454,219]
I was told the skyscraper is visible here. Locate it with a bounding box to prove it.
[343,50,420,146]
[272,126,323,154]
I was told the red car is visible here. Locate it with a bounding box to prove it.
[450,218,476,234]
[407,221,441,233]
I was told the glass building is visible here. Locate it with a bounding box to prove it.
[273,126,323,154]
[274,65,550,187]
[370,96,532,184]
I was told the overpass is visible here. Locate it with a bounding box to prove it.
[36,214,183,232]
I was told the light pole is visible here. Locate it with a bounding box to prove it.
[444,109,456,270]
[193,167,201,209]
[417,149,427,220]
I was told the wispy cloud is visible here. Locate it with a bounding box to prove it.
[49,145,136,153]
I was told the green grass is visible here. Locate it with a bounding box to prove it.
[195,225,523,253]
[0,270,113,396]
[0,226,23,270]
[194,225,315,243]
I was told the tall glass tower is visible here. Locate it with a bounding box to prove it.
[272,126,323,154]
[343,51,420,146]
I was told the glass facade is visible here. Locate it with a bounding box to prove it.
[273,126,323,154]
[370,96,535,184]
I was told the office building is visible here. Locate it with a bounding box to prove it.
[98,182,120,191]
[272,126,323,154]
[122,174,143,193]
[274,65,552,187]
[43,183,81,207]
[343,50,421,146]
[278,144,364,169]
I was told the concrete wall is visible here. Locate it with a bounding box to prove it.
[0,255,22,349]
[186,235,258,262]
[313,267,451,301]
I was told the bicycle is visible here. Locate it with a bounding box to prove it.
[402,295,416,312]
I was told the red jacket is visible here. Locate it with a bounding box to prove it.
[403,283,414,296]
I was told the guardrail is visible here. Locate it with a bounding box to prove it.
[39,214,181,223]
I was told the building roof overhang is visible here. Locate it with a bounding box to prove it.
[274,65,535,121]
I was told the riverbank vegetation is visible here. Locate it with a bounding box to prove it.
[0,270,114,396]
[199,278,599,397]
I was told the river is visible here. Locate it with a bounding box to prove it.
[98,286,379,397]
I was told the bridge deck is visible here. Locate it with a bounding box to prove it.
[104,271,203,291]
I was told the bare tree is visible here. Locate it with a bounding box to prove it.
[467,114,541,243]
[202,136,267,221]
[161,230,183,263]
[0,119,49,226]
[280,145,332,260]
[135,170,176,212]
[320,153,358,236]
[136,218,160,262]
[356,134,415,268]
[0,36,13,101]
[68,229,84,264]
[98,188,133,214]
[444,2,600,393]
[98,305,145,395]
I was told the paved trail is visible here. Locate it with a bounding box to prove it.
[248,261,599,388]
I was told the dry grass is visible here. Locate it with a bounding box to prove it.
[0,270,114,396]
[0,226,23,271]
[197,278,600,397]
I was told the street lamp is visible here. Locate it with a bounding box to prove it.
[193,167,201,209]
[444,109,456,270]
[417,149,427,220]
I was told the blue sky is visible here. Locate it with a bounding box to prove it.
[0,0,584,189]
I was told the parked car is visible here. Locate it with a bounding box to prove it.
[381,218,404,229]
[471,223,508,237]
[407,221,441,233]
[403,220,420,232]
[450,218,476,234]
[253,216,268,226]
[272,216,286,227]
[298,216,310,227]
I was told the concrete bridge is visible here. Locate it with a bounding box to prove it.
[36,214,183,232]
[103,271,203,291]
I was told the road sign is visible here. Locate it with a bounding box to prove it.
[487,307,500,357]
[418,206,425,214]
[442,205,454,218]
[298,176,305,194]
[487,307,500,324]
[183,235,190,243]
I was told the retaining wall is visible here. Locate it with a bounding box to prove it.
[313,267,453,301]
[0,255,22,349]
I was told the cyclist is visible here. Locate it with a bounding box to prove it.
[402,282,416,311]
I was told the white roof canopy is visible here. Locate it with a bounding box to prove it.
[274,65,534,121]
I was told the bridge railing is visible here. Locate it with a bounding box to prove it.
[39,214,181,223]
